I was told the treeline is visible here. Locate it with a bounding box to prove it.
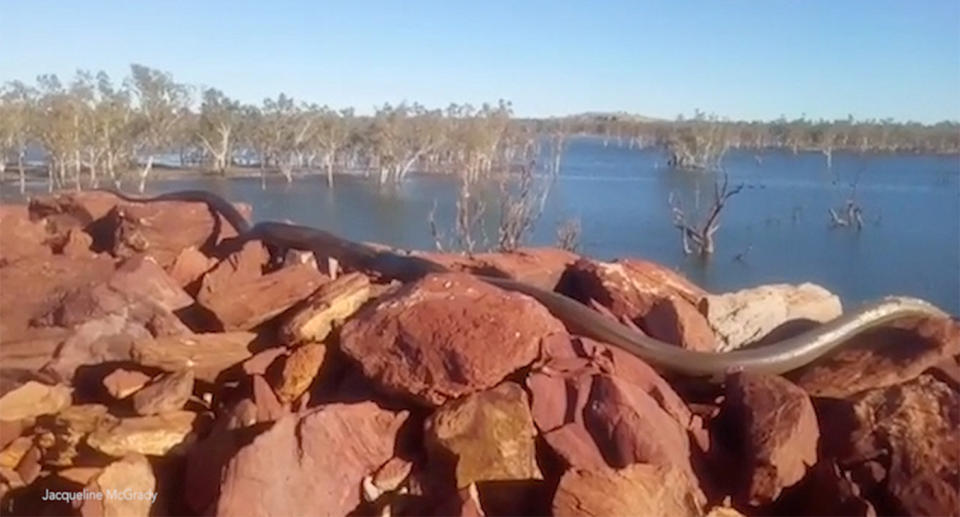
[1,64,957,193]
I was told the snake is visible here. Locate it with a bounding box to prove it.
[101,188,952,379]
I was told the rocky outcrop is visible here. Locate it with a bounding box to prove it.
[0,192,955,517]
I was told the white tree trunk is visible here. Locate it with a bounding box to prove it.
[18,151,25,194]
[138,155,154,194]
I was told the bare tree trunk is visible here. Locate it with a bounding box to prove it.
[18,150,25,194]
[138,155,154,194]
[48,161,55,193]
[324,152,334,188]
[74,150,82,192]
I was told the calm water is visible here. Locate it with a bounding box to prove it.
[5,137,959,313]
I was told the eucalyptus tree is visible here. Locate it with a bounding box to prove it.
[126,64,190,192]
[260,93,310,182]
[367,103,446,185]
[34,74,82,191]
[308,106,354,187]
[0,81,36,193]
[197,88,242,174]
[93,72,136,187]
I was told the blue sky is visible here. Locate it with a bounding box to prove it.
[2,1,958,122]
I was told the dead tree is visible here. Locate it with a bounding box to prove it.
[497,161,555,252]
[555,217,582,252]
[669,172,744,256]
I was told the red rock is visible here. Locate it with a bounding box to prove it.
[241,348,287,376]
[131,370,194,416]
[14,446,41,485]
[642,296,717,351]
[559,258,706,324]
[724,373,819,506]
[278,272,371,345]
[196,240,269,300]
[0,420,26,451]
[198,263,328,331]
[28,191,121,227]
[59,228,94,257]
[168,246,215,289]
[839,375,958,516]
[132,332,258,383]
[104,199,249,269]
[552,463,704,517]
[110,254,194,312]
[103,369,152,400]
[0,255,115,343]
[340,273,565,406]
[43,315,153,382]
[791,316,960,398]
[215,402,408,517]
[0,204,53,264]
[252,375,287,422]
[419,247,579,291]
[526,336,705,501]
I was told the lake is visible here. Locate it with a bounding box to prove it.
[5,136,959,313]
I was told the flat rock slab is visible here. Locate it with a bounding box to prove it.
[340,273,565,407]
[426,382,542,488]
[34,404,117,467]
[43,314,153,382]
[641,296,717,351]
[86,410,198,457]
[0,381,72,422]
[278,272,371,345]
[198,263,328,331]
[215,402,408,517]
[132,332,258,383]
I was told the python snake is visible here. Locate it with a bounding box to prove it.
[101,188,951,379]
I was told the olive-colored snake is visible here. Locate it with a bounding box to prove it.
[103,188,952,378]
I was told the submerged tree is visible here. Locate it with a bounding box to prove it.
[197,88,242,175]
[669,172,744,256]
[0,81,36,193]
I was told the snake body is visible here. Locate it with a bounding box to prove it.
[104,189,951,378]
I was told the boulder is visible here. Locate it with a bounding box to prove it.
[559,258,706,323]
[700,283,842,352]
[272,343,326,404]
[0,381,72,422]
[278,272,371,345]
[198,263,328,331]
[131,370,194,416]
[791,315,960,398]
[104,198,249,269]
[340,273,564,406]
[215,402,408,517]
[241,347,287,376]
[552,463,704,517]
[418,247,579,291]
[723,373,819,506]
[641,296,717,351]
[132,332,258,383]
[252,375,287,422]
[425,382,542,488]
[86,410,198,457]
[80,453,156,517]
[108,254,194,312]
